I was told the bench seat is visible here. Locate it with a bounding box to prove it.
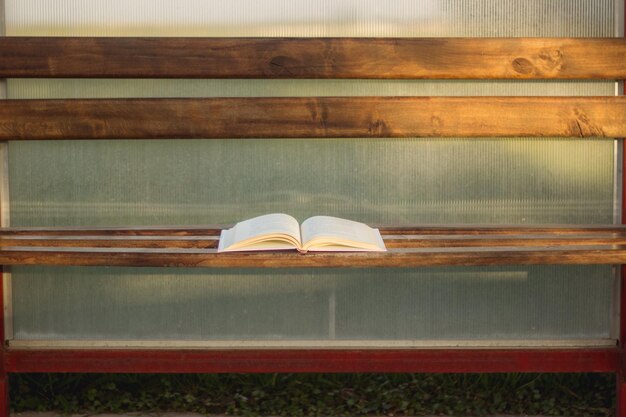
[2,225,626,267]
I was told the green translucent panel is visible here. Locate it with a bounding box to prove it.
[8,138,615,227]
[12,266,613,340]
[5,0,620,343]
[8,131,617,341]
[7,79,617,227]
[5,0,616,37]
[6,87,618,343]
[6,78,617,98]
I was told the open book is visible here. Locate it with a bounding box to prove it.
[218,213,386,253]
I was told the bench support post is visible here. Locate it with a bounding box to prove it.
[0,375,8,417]
[619,372,626,417]
[0,270,7,417]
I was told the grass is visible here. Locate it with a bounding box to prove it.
[10,373,615,416]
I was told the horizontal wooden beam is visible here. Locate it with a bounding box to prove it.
[1,37,625,79]
[2,226,626,267]
[2,246,626,268]
[5,348,619,373]
[1,97,624,139]
[0,225,226,236]
[3,231,626,249]
[3,236,626,250]
[2,224,625,236]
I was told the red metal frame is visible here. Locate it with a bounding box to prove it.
[4,348,618,374]
[0,270,7,417]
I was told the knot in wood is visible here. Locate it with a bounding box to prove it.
[512,58,534,75]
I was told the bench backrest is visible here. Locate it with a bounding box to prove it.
[0,37,625,140]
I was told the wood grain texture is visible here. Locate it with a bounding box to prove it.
[2,226,626,267]
[5,348,619,374]
[0,37,625,79]
[3,236,626,249]
[2,233,626,249]
[2,225,625,236]
[1,97,624,139]
[0,226,225,236]
[2,247,625,268]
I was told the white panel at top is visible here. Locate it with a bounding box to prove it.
[5,0,617,37]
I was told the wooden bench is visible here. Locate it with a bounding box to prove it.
[0,37,625,414]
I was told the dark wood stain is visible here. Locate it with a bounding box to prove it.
[512,58,534,75]
[1,226,626,267]
[1,37,625,79]
[1,97,624,140]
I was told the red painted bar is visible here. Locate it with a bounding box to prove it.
[620,256,626,417]
[5,348,619,374]
[0,269,7,417]
[0,377,7,417]
[620,376,626,417]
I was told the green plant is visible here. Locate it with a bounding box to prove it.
[10,373,614,416]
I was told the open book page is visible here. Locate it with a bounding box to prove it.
[218,213,302,252]
[300,215,386,252]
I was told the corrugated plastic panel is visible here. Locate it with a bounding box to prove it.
[5,0,617,37]
[5,0,620,343]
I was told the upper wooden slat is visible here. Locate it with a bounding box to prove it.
[1,37,625,79]
[1,96,625,139]
[2,225,626,268]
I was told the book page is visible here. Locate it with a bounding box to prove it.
[300,216,386,252]
[218,213,302,252]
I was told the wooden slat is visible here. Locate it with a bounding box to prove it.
[2,246,626,268]
[2,233,626,249]
[2,226,626,267]
[0,237,220,249]
[2,225,626,236]
[1,37,625,79]
[1,97,625,139]
[1,237,624,249]
[5,348,619,373]
[0,226,225,236]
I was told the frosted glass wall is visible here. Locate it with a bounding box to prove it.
[12,265,612,341]
[5,0,621,343]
